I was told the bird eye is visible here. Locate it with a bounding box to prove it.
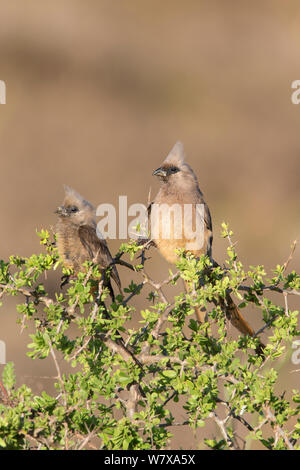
[69,205,79,213]
[169,166,179,174]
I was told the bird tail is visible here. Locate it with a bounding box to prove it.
[220,292,255,336]
[219,292,265,355]
[184,275,265,356]
[111,265,122,296]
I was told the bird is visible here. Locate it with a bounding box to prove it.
[149,142,264,351]
[55,186,121,299]
[55,187,144,402]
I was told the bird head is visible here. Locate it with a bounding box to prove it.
[55,186,96,227]
[152,142,198,189]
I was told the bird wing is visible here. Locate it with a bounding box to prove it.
[195,201,213,258]
[203,202,212,232]
[147,202,153,217]
[78,225,121,291]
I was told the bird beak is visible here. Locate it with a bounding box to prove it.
[152,167,167,177]
[54,206,67,216]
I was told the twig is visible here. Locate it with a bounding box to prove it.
[77,428,97,450]
[263,405,295,450]
[48,342,67,407]
[126,384,141,420]
[283,240,297,273]
[122,281,145,306]
[0,283,54,308]
[209,411,236,449]
[283,291,289,317]
[137,353,189,366]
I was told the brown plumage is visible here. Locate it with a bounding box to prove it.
[55,186,121,298]
[150,142,264,352]
[150,142,213,265]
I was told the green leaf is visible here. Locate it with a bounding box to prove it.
[161,370,177,379]
[2,362,16,392]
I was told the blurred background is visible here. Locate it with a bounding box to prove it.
[0,0,299,449]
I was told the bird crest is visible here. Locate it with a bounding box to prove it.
[63,185,95,213]
[163,141,185,167]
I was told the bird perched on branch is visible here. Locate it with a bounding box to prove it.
[55,186,121,299]
[150,142,264,352]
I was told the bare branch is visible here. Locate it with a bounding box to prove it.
[209,411,236,450]
[263,405,295,450]
[283,240,297,273]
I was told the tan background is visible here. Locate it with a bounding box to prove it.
[0,0,299,449]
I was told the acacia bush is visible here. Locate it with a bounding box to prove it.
[0,225,299,450]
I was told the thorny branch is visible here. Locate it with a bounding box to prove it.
[0,235,299,450]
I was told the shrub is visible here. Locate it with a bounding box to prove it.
[0,226,299,450]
